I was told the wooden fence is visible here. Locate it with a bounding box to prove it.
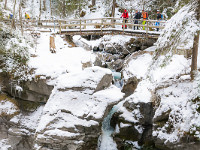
[3,17,166,35]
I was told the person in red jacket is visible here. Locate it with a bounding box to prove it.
[121,9,129,29]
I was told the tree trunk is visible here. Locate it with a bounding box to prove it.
[111,0,116,28]
[79,0,81,18]
[50,0,52,16]
[111,0,116,17]
[92,0,95,6]
[39,0,42,24]
[63,0,66,17]
[43,0,46,11]
[4,0,7,9]
[19,1,23,35]
[11,0,17,29]
[191,0,200,80]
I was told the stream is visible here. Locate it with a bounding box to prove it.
[98,105,119,150]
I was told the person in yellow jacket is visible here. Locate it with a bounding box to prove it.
[25,12,30,19]
[142,10,148,30]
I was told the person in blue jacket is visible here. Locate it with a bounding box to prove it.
[156,10,162,31]
[133,10,141,30]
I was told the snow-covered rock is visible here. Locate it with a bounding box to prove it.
[35,67,124,149]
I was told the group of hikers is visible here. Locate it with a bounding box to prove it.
[121,9,163,31]
[8,12,30,19]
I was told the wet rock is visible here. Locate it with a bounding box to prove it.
[105,46,117,54]
[1,73,53,103]
[121,77,139,97]
[112,101,154,149]
[93,46,99,52]
[113,59,124,72]
[99,43,104,51]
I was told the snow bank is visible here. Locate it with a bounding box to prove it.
[149,55,190,83]
[10,106,44,131]
[156,1,199,51]
[123,53,153,80]
[0,97,19,117]
[0,139,11,150]
[36,67,124,142]
[73,35,133,49]
[153,79,200,143]
[29,33,96,79]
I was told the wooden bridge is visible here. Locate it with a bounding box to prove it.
[3,17,166,38]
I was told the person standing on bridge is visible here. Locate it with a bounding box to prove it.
[121,9,129,29]
[133,10,141,30]
[155,10,162,31]
[25,12,30,19]
[142,10,148,30]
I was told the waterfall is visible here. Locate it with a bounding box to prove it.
[98,71,124,150]
[98,100,125,150]
[98,105,119,150]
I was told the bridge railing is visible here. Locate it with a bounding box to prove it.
[60,17,166,34]
[3,17,166,34]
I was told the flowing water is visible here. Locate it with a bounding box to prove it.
[98,105,119,150]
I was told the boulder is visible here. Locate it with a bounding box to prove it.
[111,100,154,149]
[35,67,124,150]
[1,73,53,103]
[113,59,124,72]
[121,77,139,97]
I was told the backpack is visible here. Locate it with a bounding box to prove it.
[161,14,163,19]
[124,12,128,18]
[143,12,148,19]
[138,12,142,19]
[145,12,148,19]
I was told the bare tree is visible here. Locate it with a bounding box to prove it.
[43,0,46,11]
[4,0,7,9]
[19,0,23,35]
[191,0,200,80]
[11,0,17,29]
[111,0,116,28]
[39,0,42,24]
[63,0,66,17]
[50,0,52,16]
[92,0,95,6]
[111,0,116,17]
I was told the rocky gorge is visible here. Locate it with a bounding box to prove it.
[0,0,200,150]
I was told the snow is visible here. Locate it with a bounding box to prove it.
[156,1,199,58]
[153,81,200,143]
[0,139,11,150]
[29,33,96,79]
[123,53,153,80]
[0,99,19,116]
[149,55,190,83]
[36,67,124,141]
[55,66,112,90]
[73,34,133,50]
[10,106,44,130]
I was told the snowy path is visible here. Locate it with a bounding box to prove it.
[29,33,96,81]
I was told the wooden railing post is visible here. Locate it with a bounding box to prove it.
[146,20,148,34]
[123,18,125,34]
[111,17,115,28]
[84,20,86,29]
[80,19,82,34]
[101,18,103,32]
[59,21,61,34]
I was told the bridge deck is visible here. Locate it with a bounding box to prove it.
[61,28,161,38]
